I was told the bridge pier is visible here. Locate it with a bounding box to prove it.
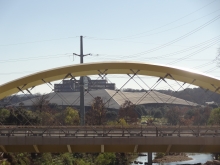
[215,153,219,160]
[148,152,152,165]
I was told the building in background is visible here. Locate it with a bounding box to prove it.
[54,77,115,92]
[14,89,199,110]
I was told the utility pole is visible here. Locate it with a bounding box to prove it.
[73,36,91,125]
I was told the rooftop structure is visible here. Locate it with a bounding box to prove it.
[15,89,198,109]
[54,77,115,92]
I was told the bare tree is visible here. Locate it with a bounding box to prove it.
[85,97,106,125]
[32,94,50,112]
[118,100,138,124]
[32,94,56,125]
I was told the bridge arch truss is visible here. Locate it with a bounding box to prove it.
[0,61,220,100]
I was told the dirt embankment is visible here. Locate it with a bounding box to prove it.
[203,160,220,165]
[153,153,192,163]
[153,154,220,165]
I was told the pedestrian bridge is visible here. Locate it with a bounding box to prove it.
[0,126,219,153]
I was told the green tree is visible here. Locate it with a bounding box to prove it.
[0,108,10,124]
[6,108,40,125]
[154,109,163,119]
[184,107,211,125]
[195,107,211,125]
[166,106,181,125]
[40,111,55,125]
[4,153,30,165]
[185,109,195,119]
[61,153,73,165]
[95,153,116,165]
[107,118,127,126]
[2,160,10,165]
[64,107,80,125]
[41,153,53,165]
[135,105,146,118]
[74,159,89,165]
[208,107,220,125]
[16,153,31,165]
[118,118,127,126]
[155,152,165,159]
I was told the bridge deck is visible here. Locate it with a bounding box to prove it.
[0,126,219,153]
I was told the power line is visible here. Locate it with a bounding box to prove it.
[85,37,191,47]
[0,70,39,75]
[95,35,220,61]
[0,36,78,46]
[120,0,217,39]
[84,40,219,75]
[192,61,215,69]
[86,7,220,41]
[86,0,217,40]
[124,14,220,57]
[123,8,220,40]
[0,53,72,63]
[167,38,220,65]
[1,11,219,65]
[91,14,220,61]
[204,66,219,73]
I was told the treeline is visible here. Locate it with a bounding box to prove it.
[0,96,139,165]
[0,96,140,126]
[2,152,131,165]
[123,87,220,105]
[1,95,220,164]
[0,94,39,107]
[0,95,218,126]
[158,88,220,105]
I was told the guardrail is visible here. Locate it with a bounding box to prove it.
[0,125,219,138]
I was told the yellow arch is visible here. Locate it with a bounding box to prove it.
[0,61,220,100]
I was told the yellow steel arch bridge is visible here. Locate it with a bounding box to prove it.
[0,61,220,153]
[0,61,220,99]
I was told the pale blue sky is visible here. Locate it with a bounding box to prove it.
[0,0,220,92]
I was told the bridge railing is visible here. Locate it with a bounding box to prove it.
[0,125,219,137]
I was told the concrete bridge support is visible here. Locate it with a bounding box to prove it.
[148,152,152,165]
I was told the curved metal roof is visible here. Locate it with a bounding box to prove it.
[13,89,198,108]
[0,61,220,99]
